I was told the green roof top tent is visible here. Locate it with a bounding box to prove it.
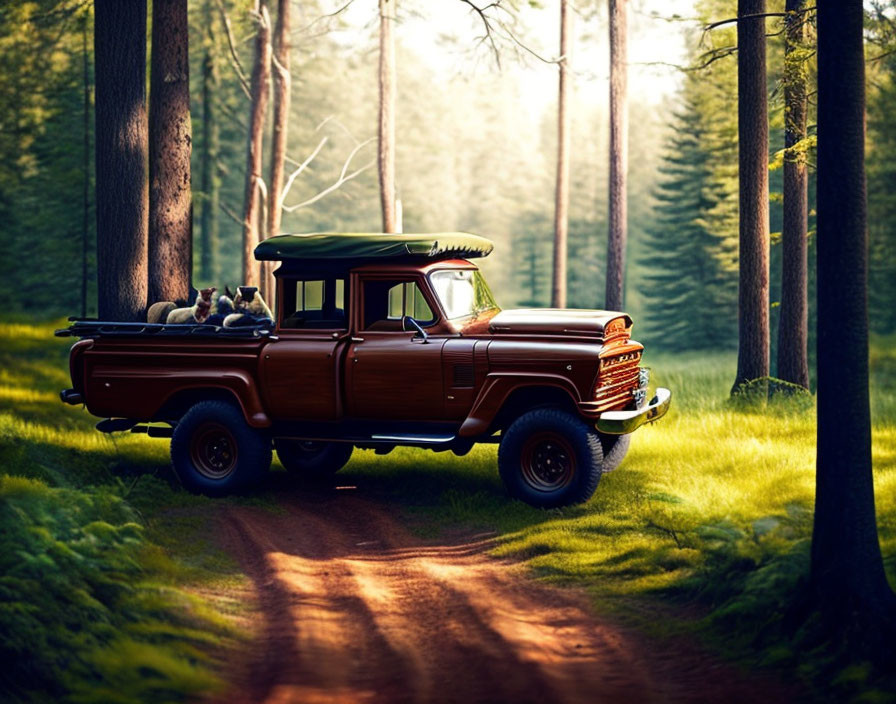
[254,232,494,262]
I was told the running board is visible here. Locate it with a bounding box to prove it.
[370,434,456,445]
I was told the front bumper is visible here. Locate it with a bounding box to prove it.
[595,387,671,435]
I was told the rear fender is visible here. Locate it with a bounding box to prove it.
[153,370,271,427]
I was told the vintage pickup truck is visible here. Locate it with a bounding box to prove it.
[57,232,670,508]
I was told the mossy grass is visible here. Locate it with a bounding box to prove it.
[0,320,247,702]
[2,320,894,702]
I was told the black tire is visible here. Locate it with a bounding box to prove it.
[498,408,603,508]
[599,433,631,473]
[170,401,271,496]
[275,439,353,479]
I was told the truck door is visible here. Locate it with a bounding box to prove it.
[346,276,446,421]
[261,276,349,420]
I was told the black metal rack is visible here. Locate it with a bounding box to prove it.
[54,319,273,339]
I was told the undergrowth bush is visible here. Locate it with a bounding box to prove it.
[0,475,227,703]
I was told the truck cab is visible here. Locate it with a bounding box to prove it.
[58,232,670,508]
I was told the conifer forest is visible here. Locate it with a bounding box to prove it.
[1,1,895,702]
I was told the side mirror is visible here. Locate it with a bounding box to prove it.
[402,316,429,343]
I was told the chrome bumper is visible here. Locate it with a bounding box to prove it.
[595,387,671,435]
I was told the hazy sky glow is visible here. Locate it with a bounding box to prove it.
[325,0,698,109]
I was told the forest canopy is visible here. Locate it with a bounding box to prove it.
[1,0,895,357]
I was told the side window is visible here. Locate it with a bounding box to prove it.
[363,280,434,331]
[280,277,347,330]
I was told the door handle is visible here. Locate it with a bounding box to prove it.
[351,336,364,343]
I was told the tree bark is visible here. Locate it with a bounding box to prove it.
[378,0,397,233]
[199,32,220,284]
[812,0,896,656]
[551,0,571,309]
[264,0,291,302]
[732,0,770,391]
[148,0,192,305]
[242,3,271,288]
[81,9,90,318]
[605,0,628,312]
[94,0,148,321]
[776,0,810,389]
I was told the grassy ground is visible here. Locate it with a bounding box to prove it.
[2,320,894,702]
[0,321,249,703]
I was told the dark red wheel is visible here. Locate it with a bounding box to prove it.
[171,401,271,496]
[190,422,238,479]
[520,432,576,492]
[498,408,603,508]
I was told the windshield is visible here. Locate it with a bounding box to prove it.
[430,269,499,320]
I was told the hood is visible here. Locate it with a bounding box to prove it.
[488,308,632,340]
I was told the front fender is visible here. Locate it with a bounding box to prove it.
[457,373,581,438]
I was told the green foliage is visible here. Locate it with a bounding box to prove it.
[866,31,896,336]
[0,321,236,702]
[0,1,96,316]
[0,477,225,703]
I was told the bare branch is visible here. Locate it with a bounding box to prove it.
[868,47,896,63]
[293,0,357,36]
[315,115,365,146]
[281,138,376,213]
[213,0,252,99]
[633,45,739,73]
[279,137,328,208]
[458,0,503,67]
[702,7,815,39]
[495,18,559,65]
[281,160,375,212]
[220,201,244,226]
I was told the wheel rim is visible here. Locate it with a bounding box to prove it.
[520,432,576,492]
[296,440,326,455]
[190,422,238,479]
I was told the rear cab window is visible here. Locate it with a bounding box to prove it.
[279,277,347,330]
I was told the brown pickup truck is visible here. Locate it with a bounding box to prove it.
[57,232,670,508]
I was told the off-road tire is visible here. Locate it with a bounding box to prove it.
[498,408,603,508]
[599,434,631,473]
[275,440,353,479]
[171,401,271,496]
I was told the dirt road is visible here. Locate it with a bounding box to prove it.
[216,491,792,704]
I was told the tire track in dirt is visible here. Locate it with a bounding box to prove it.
[215,492,794,704]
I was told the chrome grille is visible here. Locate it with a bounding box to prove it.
[594,350,642,411]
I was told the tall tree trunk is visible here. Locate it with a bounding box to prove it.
[551,0,571,309]
[812,0,896,656]
[265,0,291,302]
[242,3,271,287]
[94,0,148,321]
[732,0,770,392]
[81,8,90,318]
[776,0,810,389]
[148,0,192,305]
[199,31,220,284]
[378,0,397,233]
[605,0,628,311]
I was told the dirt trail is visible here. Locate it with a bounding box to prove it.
[215,492,793,704]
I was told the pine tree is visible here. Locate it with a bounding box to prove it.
[640,82,738,350]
